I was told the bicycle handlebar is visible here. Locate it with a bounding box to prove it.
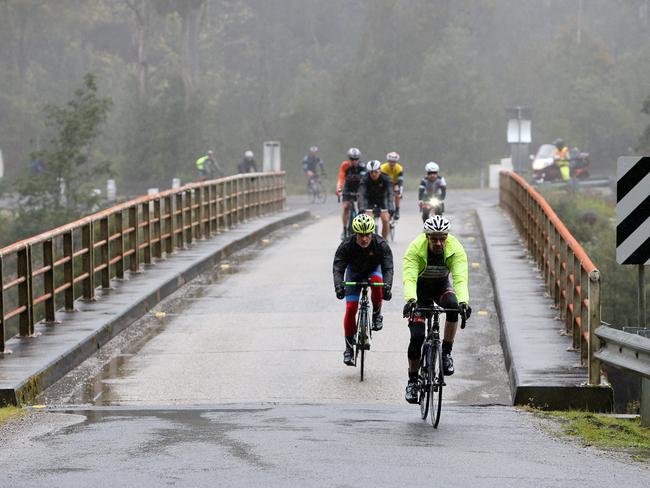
[344,281,385,287]
[410,305,467,329]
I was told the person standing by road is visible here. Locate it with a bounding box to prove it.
[402,215,471,404]
[238,150,258,173]
[333,214,393,366]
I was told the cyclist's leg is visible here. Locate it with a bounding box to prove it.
[343,268,362,364]
[380,210,390,240]
[369,266,383,330]
[421,206,430,223]
[341,199,351,230]
[434,283,459,375]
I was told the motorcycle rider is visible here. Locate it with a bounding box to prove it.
[552,139,570,182]
[380,151,404,220]
[418,162,447,222]
[336,147,365,239]
[359,160,394,240]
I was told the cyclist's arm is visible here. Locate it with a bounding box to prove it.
[332,242,349,288]
[358,177,369,211]
[379,239,394,288]
[403,238,422,301]
[303,157,309,173]
[319,159,325,175]
[447,236,469,303]
[438,177,447,200]
[337,161,348,193]
[418,179,426,201]
[385,176,394,212]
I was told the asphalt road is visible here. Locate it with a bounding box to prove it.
[2,189,646,486]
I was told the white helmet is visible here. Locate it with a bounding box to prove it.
[425,161,439,173]
[366,160,382,171]
[386,151,400,162]
[347,147,361,159]
[244,150,254,159]
[423,215,450,234]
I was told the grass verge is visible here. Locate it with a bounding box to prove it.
[0,405,25,425]
[538,410,650,461]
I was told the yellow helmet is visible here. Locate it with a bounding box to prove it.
[351,214,376,234]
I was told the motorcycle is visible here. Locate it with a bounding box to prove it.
[531,144,590,183]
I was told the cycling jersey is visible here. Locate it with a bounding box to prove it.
[358,173,394,212]
[333,234,394,291]
[337,160,365,193]
[303,155,324,174]
[418,176,447,201]
[380,162,404,186]
[403,233,468,303]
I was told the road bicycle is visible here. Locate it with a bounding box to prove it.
[339,192,358,239]
[389,211,397,242]
[307,174,327,204]
[344,280,384,381]
[411,304,465,428]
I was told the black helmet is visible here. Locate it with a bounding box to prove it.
[553,138,564,150]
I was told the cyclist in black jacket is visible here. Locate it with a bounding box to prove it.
[359,160,394,240]
[333,214,394,365]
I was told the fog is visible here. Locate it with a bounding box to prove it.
[0,0,648,193]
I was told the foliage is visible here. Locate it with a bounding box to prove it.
[637,95,650,154]
[14,73,112,239]
[540,410,650,460]
[0,406,24,424]
[540,189,646,327]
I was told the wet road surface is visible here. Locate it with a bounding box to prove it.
[4,190,646,486]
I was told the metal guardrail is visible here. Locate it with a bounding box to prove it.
[0,172,286,353]
[499,171,602,385]
[594,326,650,426]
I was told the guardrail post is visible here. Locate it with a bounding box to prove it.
[0,256,5,352]
[165,195,174,254]
[142,201,152,265]
[642,378,650,427]
[185,190,193,245]
[63,231,74,310]
[153,198,162,259]
[588,269,601,385]
[115,210,124,279]
[100,217,110,288]
[43,239,56,322]
[82,222,95,301]
[18,245,34,336]
[176,193,184,249]
[129,205,140,272]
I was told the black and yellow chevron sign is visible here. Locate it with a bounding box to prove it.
[616,156,650,265]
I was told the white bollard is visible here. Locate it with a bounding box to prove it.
[106,179,117,201]
[171,178,181,189]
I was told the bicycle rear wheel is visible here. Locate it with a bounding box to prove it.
[429,342,444,428]
[389,219,396,242]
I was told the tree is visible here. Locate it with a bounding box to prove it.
[637,95,650,153]
[17,73,112,237]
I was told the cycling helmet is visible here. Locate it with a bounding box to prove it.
[309,146,318,153]
[423,215,450,234]
[386,151,400,162]
[352,214,376,234]
[244,150,254,159]
[347,147,361,160]
[366,160,382,171]
[425,161,439,173]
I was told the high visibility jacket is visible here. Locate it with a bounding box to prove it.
[196,155,210,170]
[403,233,469,303]
[553,146,570,166]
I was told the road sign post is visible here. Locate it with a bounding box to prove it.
[616,156,649,326]
[506,107,531,174]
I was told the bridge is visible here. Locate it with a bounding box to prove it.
[0,172,647,486]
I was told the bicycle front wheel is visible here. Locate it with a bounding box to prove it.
[419,359,430,420]
[429,342,444,428]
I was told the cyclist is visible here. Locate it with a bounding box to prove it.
[418,161,447,222]
[402,215,471,404]
[380,151,404,220]
[238,150,258,173]
[195,150,224,180]
[336,147,365,239]
[303,146,325,191]
[359,160,394,240]
[333,214,394,366]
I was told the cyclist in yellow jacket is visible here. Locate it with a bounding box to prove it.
[402,215,471,404]
[380,151,403,220]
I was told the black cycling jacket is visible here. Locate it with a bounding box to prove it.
[333,234,394,289]
[358,173,394,212]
